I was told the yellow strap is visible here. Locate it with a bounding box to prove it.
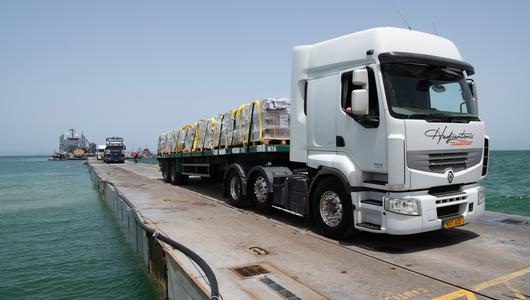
[192,123,199,151]
[235,104,246,143]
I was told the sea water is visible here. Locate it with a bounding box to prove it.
[0,156,160,299]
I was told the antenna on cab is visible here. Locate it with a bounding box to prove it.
[392,1,412,30]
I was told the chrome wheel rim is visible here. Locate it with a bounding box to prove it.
[319,191,343,227]
[229,176,241,200]
[253,176,268,203]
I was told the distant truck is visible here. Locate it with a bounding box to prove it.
[158,28,488,239]
[96,145,106,160]
[104,137,125,163]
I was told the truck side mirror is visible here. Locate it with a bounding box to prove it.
[351,68,369,115]
[467,79,477,101]
[352,68,368,86]
[351,90,369,115]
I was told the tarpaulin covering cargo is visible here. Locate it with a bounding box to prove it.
[219,110,234,149]
[167,129,178,153]
[233,103,252,146]
[158,132,166,154]
[203,118,216,150]
[158,97,290,154]
[211,114,224,149]
[250,98,290,143]
[177,125,192,152]
[195,120,208,151]
[183,123,197,152]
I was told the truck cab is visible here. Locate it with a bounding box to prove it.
[290,27,488,237]
[96,145,106,160]
[104,137,126,164]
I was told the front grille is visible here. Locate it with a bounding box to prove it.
[437,205,460,218]
[407,149,482,173]
[428,152,468,172]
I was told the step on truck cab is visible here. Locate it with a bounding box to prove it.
[158,27,488,239]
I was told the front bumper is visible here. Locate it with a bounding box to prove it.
[354,184,485,235]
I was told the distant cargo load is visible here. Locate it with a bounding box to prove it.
[157,97,290,155]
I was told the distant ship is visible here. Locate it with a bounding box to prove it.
[50,129,91,160]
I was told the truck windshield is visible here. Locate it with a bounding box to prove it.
[381,63,479,122]
[107,146,123,151]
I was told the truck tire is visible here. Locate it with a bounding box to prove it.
[225,170,246,207]
[169,161,177,185]
[170,167,189,186]
[312,177,355,239]
[162,161,171,183]
[249,174,272,212]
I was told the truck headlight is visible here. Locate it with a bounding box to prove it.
[384,196,420,216]
[478,187,486,205]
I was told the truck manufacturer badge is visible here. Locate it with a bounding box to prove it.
[447,170,454,183]
[425,126,473,146]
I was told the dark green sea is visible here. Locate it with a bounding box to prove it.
[0,156,160,299]
[481,150,530,217]
[0,151,528,299]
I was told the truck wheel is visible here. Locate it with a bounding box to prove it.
[169,161,177,185]
[171,170,189,185]
[249,175,272,212]
[312,178,354,239]
[225,170,246,207]
[162,161,171,183]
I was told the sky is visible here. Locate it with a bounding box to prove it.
[1,0,529,155]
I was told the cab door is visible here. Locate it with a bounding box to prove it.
[336,65,387,178]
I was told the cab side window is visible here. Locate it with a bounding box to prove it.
[341,67,380,128]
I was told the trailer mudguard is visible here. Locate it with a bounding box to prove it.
[247,166,293,194]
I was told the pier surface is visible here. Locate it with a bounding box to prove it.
[90,159,530,300]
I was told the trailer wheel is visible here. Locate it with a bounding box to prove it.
[225,170,246,207]
[162,160,171,183]
[249,175,272,212]
[312,177,354,239]
[169,161,177,185]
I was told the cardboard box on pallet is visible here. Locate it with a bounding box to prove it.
[250,98,290,144]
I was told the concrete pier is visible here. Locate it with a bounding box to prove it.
[88,159,530,300]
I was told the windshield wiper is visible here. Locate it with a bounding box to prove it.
[407,113,451,122]
[407,114,479,123]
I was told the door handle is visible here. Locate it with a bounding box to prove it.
[336,136,345,147]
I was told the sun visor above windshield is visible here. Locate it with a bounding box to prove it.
[379,52,475,76]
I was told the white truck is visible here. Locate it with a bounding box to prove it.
[96,145,106,160]
[158,27,488,239]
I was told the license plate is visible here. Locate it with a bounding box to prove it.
[443,216,464,229]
